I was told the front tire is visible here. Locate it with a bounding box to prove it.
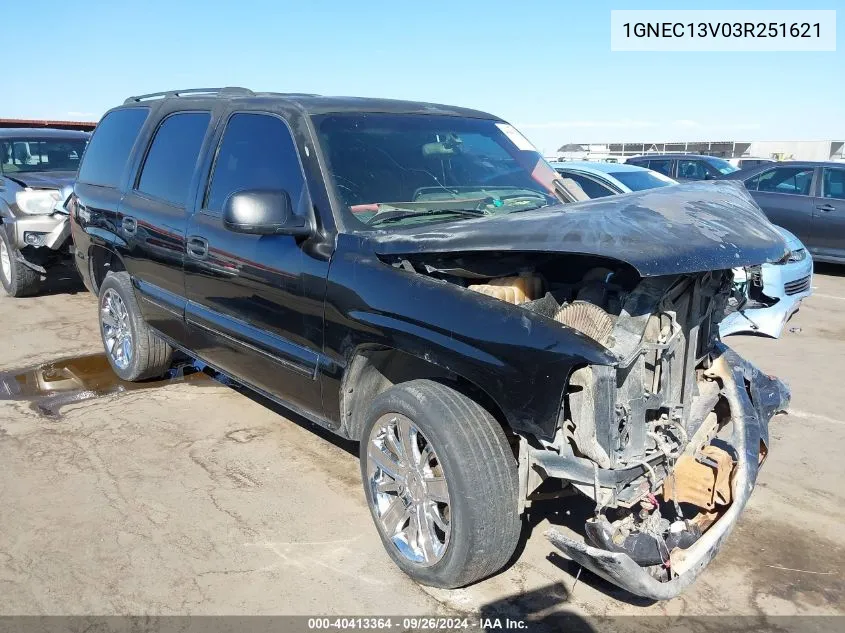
[98,272,173,381]
[0,230,41,297]
[361,379,521,588]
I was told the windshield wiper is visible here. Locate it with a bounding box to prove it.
[506,202,551,214]
[368,208,487,226]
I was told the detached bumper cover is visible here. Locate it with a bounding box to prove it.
[546,346,789,600]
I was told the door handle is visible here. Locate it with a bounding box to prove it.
[122,216,138,235]
[816,203,836,212]
[187,236,209,259]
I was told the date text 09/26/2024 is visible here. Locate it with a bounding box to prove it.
[306,617,526,630]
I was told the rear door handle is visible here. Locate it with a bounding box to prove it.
[187,236,209,259]
[122,216,138,235]
[816,203,836,212]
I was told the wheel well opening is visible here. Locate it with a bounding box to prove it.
[341,347,516,453]
[89,246,125,294]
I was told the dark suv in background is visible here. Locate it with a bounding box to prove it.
[69,87,789,600]
[626,153,739,181]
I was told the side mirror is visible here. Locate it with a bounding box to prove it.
[222,189,312,236]
[704,173,715,180]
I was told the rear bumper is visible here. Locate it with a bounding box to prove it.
[545,346,789,600]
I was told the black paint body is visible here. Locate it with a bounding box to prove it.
[70,92,788,443]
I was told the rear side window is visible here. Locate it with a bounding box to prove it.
[561,172,614,198]
[647,159,672,176]
[78,108,149,187]
[205,113,304,214]
[677,160,708,180]
[747,167,814,195]
[137,112,211,206]
[822,168,845,200]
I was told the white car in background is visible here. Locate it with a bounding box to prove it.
[720,226,813,338]
[551,161,813,338]
[549,161,677,197]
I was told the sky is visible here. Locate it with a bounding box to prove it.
[3,0,843,154]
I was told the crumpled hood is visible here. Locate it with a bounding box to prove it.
[367,181,789,277]
[5,171,76,190]
[773,225,805,252]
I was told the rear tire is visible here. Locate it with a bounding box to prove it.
[98,272,173,381]
[0,230,41,297]
[360,379,521,588]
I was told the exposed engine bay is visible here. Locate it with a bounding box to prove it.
[387,250,790,597]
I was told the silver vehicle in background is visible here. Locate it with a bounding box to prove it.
[721,226,813,338]
[0,128,89,296]
[552,161,813,338]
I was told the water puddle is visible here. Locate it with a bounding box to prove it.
[0,354,214,417]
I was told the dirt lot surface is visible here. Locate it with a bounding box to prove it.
[1,265,843,628]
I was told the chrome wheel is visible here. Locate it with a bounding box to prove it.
[0,239,10,283]
[366,413,451,566]
[101,289,133,370]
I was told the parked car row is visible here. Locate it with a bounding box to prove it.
[0,88,814,602]
[550,160,815,338]
[624,152,844,264]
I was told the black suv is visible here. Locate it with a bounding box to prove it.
[70,87,789,599]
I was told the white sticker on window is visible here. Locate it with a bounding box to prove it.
[495,123,536,152]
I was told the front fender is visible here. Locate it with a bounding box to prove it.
[323,234,616,440]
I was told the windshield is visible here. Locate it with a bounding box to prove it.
[1,137,88,174]
[609,169,676,191]
[704,156,739,175]
[313,113,560,229]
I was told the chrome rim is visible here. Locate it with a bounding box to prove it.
[101,289,133,370]
[366,413,451,566]
[0,239,10,283]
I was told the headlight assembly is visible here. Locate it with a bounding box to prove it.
[15,189,62,215]
[787,248,807,263]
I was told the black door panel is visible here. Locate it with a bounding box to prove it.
[184,111,327,416]
[186,300,318,379]
[183,213,327,414]
[133,277,188,335]
[115,110,213,343]
[116,193,190,342]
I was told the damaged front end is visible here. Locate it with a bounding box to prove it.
[382,252,788,599]
[368,182,791,599]
[525,270,790,600]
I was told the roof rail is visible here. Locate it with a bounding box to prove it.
[123,87,254,104]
